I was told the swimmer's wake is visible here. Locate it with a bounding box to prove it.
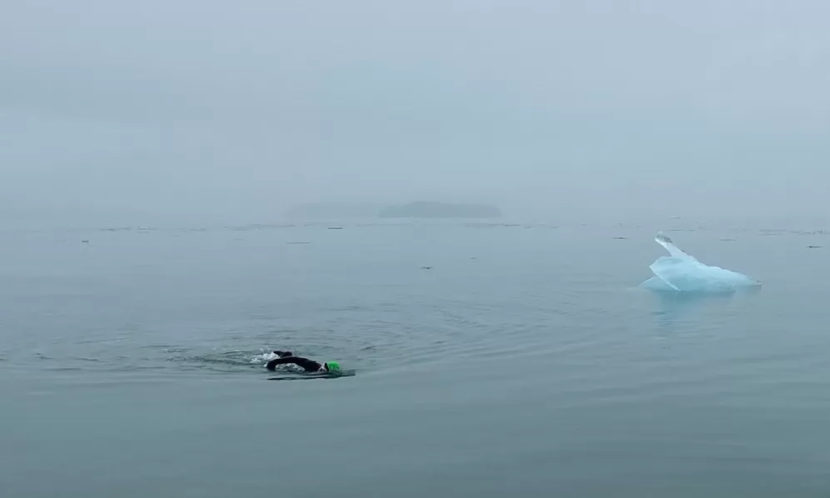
[642,234,760,293]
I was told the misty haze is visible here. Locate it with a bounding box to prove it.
[2,2,830,497]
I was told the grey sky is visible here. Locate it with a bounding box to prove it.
[2,0,828,225]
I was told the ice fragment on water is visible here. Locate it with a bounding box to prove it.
[642,234,760,293]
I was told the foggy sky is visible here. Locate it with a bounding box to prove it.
[2,0,829,226]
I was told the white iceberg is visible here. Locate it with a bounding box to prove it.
[642,234,760,293]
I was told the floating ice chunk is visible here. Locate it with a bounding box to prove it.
[642,234,760,293]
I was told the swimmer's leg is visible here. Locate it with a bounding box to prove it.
[272,350,293,358]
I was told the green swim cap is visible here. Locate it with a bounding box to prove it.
[324,361,341,373]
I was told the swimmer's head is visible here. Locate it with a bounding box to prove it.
[324,361,341,374]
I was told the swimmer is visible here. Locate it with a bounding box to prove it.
[266,350,341,374]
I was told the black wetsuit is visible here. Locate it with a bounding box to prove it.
[266,351,322,372]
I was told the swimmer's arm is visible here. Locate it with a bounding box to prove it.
[266,356,321,372]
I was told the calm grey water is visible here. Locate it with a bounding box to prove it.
[2,222,829,497]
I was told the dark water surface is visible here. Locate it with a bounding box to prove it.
[2,222,830,497]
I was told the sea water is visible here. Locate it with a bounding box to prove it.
[2,221,830,497]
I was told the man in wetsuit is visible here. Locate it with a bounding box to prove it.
[266,350,341,374]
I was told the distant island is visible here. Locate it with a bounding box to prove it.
[379,202,501,219]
